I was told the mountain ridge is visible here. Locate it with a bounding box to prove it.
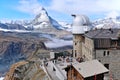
[0,7,68,32]
[93,16,120,29]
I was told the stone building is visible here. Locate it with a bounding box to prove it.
[72,14,91,58]
[72,14,120,80]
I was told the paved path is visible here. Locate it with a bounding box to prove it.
[46,62,60,80]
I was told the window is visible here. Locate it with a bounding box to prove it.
[107,51,110,56]
[75,50,77,57]
[103,51,106,56]
[104,64,109,69]
[103,51,110,56]
[75,42,77,45]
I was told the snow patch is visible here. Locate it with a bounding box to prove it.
[0,28,30,33]
[58,22,72,31]
[95,24,104,29]
[0,77,4,80]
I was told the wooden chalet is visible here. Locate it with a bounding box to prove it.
[65,60,109,80]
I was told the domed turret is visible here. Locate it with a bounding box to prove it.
[72,14,91,58]
[72,14,90,34]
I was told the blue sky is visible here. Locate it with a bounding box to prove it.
[0,0,120,23]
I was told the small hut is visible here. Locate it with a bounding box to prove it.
[65,60,109,80]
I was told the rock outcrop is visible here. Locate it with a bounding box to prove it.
[4,60,50,80]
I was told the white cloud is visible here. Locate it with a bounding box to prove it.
[17,0,42,15]
[46,0,120,16]
[16,0,120,20]
[105,11,120,18]
[45,39,73,48]
[43,34,73,48]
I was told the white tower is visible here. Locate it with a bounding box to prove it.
[72,14,91,58]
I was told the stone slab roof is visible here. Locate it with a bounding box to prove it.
[85,29,120,39]
[73,60,109,78]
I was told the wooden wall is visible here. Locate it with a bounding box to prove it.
[66,66,84,80]
[94,38,120,49]
[85,74,104,80]
[94,39,111,49]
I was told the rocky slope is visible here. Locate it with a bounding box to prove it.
[1,30,73,80]
[0,31,47,76]
[4,42,51,80]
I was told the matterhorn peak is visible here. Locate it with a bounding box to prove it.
[32,7,49,25]
[38,7,48,15]
[40,7,46,11]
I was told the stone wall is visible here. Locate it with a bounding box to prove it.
[95,49,120,80]
[73,34,84,57]
[82,37,94,60]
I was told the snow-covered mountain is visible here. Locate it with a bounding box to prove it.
[93,16,120,29]
[0,7,72,34]
[0,23,26,30]
[1,6,120,33]
[58,22,72,31]
[26,7,65,32]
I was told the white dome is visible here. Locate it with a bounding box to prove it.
[72,14,90,34]
[72,14,90,26]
